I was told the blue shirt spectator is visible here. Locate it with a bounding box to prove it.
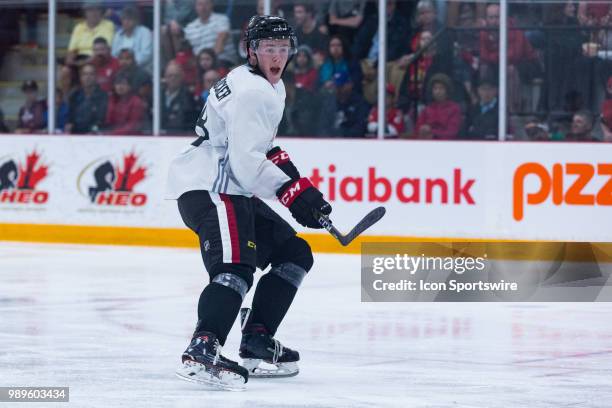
[319,36,350,86]
[43,89,69,133]
[65,64,108,134]
[317,72,370,137]
[111,6,153,72]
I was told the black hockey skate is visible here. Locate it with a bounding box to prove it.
[239,308,300,378]
[176,331,249,391]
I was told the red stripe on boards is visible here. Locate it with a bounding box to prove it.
[220,194,240,263]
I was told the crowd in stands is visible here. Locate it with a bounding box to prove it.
[0,0,611,141]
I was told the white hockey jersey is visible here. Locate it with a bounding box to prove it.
[165,64,291,200]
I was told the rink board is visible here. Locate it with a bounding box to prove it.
[0,135,611,252]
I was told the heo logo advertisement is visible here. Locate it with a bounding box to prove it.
[513,162,612,221]
[78,152,148,207]
[0,150,49,205]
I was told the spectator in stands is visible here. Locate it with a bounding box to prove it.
[197,48,218,78]
[397,30,451,111]
[400,31,464,112]
[111,5,153,72]
[66,0,115,66]
[408,0,454,70]
[293,45,318,92]
[450,3,480,106]
[117,48,152,98]
[279,71,319,137]
[104,72,145,135]
[65,64,108,134]
[193,49,219,99]
[327,0,366,45]
[0,107,9,133]
[203,70,221,95]
[162,61,196,134]
[480,3,540,112]
[116,49,153,133]
[523,117,550,141]
[393,1,454,107]
[567,2,612,111]
[601,76,612,141]
[91,37,121,93]
[317,72,369,137]
[351,0,411,104]
[161,0,196,61]
[544,1,586,110]
[183,0,237,68]
[293,3,329,63]
[43,89,69,134]
[577,1,612,29]
[319,36,360,90]
[58,64,80,103]
[195,69,221,109]
[195,48,227,86]
[15,80,45,134]
[416,73,462,139]
[453,2,479,53]
[411,0,444,48]
[352,0,411,63]
[172,40,199,90]
[367,83,405,137]
[465,77,499,140]
[565,110,597,141]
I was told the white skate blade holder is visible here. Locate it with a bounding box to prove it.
[242,358,299,378]
[176,360,247,391]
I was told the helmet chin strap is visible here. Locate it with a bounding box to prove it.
[282,54,294,75]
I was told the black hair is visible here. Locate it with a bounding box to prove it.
[93,37,108,46]
[120,5,140,22]
[294,2,315,15]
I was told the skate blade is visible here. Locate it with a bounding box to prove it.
[176,360,246,391]
[242,359,299,378]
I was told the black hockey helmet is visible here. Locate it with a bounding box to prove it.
[244,15,297,65]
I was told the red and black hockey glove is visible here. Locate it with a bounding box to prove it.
[266,146,300,180]
[277,178,332,229]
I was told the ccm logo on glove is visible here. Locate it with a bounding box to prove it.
[268,149,290,165]
[267,146,301,180]
[279,178,311,207]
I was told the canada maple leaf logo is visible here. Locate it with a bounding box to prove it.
[17,150,48,190]
[114,152,146,192]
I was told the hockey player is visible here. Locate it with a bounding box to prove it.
[166,15,332,390]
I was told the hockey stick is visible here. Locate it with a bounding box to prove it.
[315,206,386,246]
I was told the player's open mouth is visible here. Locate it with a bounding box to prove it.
[271,67,281,75]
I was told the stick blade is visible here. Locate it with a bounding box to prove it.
[339,206,386,246]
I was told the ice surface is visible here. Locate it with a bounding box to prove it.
[1,242,611,408]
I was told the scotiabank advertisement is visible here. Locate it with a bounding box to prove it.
[275,139,612,241]
[0,135,610,241]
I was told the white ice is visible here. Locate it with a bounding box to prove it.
[1,242,611,408]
